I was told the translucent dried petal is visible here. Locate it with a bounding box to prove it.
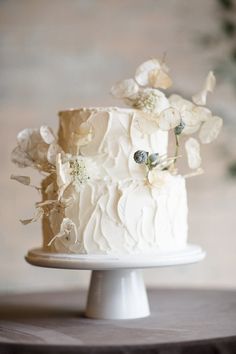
[169,95,194,111]
[159,107,181,131]
[199,116,223,144]
[148,68,172,89]
[11,146,34,168]
[48,217,77,246]
[10,174,30,185]
[40,126,55,144]
[110,78,139,98]
[20,207,44,225]
[181,110,201,135]
[17,128,49,165]
[185,137,201,169]
[192,71,216,106]
[135,59,161,86]
[47,142,62,165]
[193,106,212,122]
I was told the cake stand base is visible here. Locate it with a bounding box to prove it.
[86,269,149,319]
[25,244,205,320]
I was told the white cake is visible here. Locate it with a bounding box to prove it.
[11,58,223,256]
[42,107,188,255]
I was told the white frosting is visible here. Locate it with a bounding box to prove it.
[44,107,188,255]
[58,107,168,181]
[50,176,187,255]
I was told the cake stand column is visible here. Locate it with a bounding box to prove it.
[85,269,150,320]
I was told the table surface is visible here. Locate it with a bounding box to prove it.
[0,288,236,354]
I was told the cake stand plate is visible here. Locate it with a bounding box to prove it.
[26,244,205,320]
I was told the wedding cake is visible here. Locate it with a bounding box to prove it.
[11,58,222,255]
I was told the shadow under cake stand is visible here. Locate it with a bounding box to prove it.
[26,244,205,320]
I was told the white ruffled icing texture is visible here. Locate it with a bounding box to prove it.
[50,175,187,255]
[58,108,168,181]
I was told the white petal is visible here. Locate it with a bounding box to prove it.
[159,108,181,131]
[40,126,55,144]
[148,68,172,89]
[185,138,202,169]
[20,207,44,225]
[47,142,62,165]
[181,110,201,135]
[48,217,78,247]
[110,78,139,98]
[135,59,160,86]
[199,116,223,144]
[11,147,34,167]
[169,94,194,111]
[10,174,30,185]
[192,71,216,106]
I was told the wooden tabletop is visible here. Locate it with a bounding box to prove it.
[0,288,236,353]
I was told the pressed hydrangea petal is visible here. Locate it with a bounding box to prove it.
[20,207,44,225]
[199,116,223,144]
[193,106,212,122]
[40,126,55,144]
[11,146,34,168]
[185,137,202,169]
[148,68,172,89]
[159,107,181,131]
[10,174,31,185]
[110,78,139,98]
[47,142,62,165]
[192,71,216,105]
[148,169,171,188]
[135,59,160,86]
[48,217,78,246]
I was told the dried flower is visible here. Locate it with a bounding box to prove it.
[133,150,149,164]
[135,58,172,89]
[192,71,216,106]
[185,138,202,169]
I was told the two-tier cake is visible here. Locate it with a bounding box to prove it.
[11,58,223,255]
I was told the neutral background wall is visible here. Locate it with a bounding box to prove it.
[0,0,236,293]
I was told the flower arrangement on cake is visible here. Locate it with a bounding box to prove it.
[11,58,223,255]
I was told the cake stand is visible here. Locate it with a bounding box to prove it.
[25,244,205,320]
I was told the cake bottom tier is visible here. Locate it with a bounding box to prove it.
[44,175,188,255]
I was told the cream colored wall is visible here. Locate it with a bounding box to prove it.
[1,0,236,293]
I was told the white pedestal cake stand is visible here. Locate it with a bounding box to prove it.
[25,244,205,320]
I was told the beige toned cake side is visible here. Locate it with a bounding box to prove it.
[41,107,188,255]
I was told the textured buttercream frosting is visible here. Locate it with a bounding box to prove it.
[42,107,188,255]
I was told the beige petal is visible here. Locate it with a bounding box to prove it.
[159,108,181,131]
[192,71,216,106]
[185,137,201,169]
[11,146,34,168]
[169,94,194,111]
[47,142,62,165]
[148,68,172,89]
[20,207,44,225]
[193,106,212,122]
[135,59,160,86]
[110,78,139,98]
[199,116,223,144]
[40,126,55,144]
[10,174,31,185]
[181,110,201,135]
